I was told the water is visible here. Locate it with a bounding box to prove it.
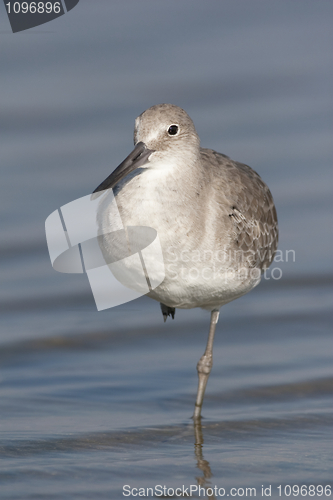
[0,1,332,498]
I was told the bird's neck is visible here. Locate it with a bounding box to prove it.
[113,155,204,237]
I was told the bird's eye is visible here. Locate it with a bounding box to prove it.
[168,125,179,136]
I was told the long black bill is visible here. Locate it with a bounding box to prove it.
[93,141,154,194]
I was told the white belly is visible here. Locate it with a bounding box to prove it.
[96,176,261,310]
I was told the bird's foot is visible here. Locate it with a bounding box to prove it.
[160,303,176,322]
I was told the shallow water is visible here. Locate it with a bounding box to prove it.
[0,1,332,498]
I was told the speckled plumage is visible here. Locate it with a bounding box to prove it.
[200,148,278,271]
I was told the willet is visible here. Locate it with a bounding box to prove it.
[93,104,278,420]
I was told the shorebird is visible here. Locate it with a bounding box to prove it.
[93,104,278,420]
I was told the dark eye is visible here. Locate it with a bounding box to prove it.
[168,125,179,136]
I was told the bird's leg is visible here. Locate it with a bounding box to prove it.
[193,309,220,420]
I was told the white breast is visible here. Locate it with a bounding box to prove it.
[96,164,261,310]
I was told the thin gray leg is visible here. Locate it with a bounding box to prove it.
[193,309,220,420]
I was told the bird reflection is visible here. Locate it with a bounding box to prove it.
[193,419,216,500]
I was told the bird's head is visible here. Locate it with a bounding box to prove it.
[93,104,200,195]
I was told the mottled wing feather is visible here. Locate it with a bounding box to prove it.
[202,149,279,271]
[229,158,278,270]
